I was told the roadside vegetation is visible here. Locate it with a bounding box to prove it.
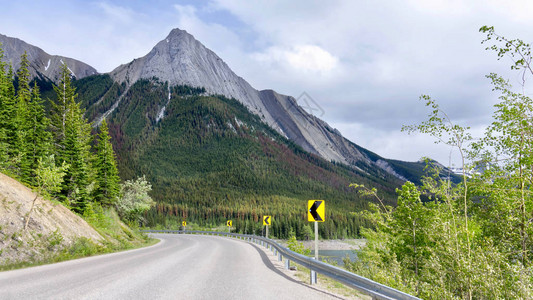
[345,27,533,299]
[0,47,156,270]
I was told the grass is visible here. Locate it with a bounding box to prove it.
[289,262,370,300]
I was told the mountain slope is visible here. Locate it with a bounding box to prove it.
[108,29,413,180]
[110,29,267,122]
[72,76,402,237]
[0,30,447,238]
[0,33,97,83]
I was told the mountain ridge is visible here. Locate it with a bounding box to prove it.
[107,28,408,180]
[0,33,97,82]
[0,28,424,183]
[0,29,445,237]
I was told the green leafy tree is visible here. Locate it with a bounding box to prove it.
[286,235,311,255]
[116,176,155,225]
[346,27,533,299]
[24,156,67,230]
[474,26,533,266]
[93,119,120,205]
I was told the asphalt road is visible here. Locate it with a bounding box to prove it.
[0,233,345,299]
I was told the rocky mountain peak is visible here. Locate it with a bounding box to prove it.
[0,33,98,82]
[109,28,409,178]
[110,28,277,126]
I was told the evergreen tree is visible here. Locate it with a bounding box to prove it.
[50,63,77,156]
[0,44,10,167]
[94,119,120,205]
[0,48,30,172]
[11,52,32,177]
[19,82,52,184]
[16,52,31,103]
[52,63,93,213]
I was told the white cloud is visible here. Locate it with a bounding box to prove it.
[97,2,137,24]
[407,0,471,16]
[253,45,338,73]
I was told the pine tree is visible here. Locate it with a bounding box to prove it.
[11,52,32,178]
[50,63,77,157]
[0,45,10,167]
[94,119,120,205]
[52,63,93,213]
[19,82,52,184]
[0,54,19,162]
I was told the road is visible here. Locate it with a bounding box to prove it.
[0,233,346,299]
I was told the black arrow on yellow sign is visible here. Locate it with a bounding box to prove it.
[263,216,271,226]
[308,200,325,222]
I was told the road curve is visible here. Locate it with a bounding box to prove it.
[0,233,344,299]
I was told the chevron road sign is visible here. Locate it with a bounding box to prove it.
[308,200,325,222]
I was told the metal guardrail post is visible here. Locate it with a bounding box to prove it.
[310,258,317,285]
[278,252,282,261]
[285,258,290,270]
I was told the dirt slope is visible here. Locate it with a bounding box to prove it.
[0,172,103,266]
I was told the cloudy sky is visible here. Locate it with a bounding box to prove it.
[1,0,532,167]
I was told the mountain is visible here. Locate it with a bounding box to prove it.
[109,29,407,180]
[0,29,444,237]
[0,33,97,83]
[74,76,403,237]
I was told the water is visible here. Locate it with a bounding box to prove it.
[309,250,358,266]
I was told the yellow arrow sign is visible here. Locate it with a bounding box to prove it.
[308,200,325,222]
[263,216,271,226]
[182,221,187,227]
[227,220,233,227]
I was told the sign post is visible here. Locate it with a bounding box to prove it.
[226,220,232,233]
[308,200,325,285]
[263,216,271,239]
[314,221,318,260]
[182,221,187,232]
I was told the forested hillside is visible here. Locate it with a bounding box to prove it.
[72,76,415,239]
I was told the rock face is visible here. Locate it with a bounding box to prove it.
[110,28,399,177]
[110,29,273,122]
[0,33,97,82]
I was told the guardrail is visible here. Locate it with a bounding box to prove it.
[143,230,420,300]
